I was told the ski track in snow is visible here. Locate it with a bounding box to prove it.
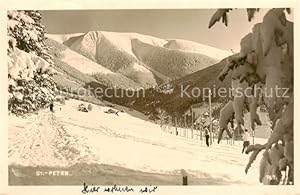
[9,110,96,167]
[9,99,266,185]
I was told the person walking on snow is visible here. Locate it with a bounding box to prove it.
[49,102,54,112]
[242,129,251,153]
[205,127,210,147]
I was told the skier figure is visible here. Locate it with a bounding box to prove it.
[242,129,250,153]
[49,102,54,112]
[205,127,210,147]
[202,111,210,147]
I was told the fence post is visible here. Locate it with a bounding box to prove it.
[252,128,255,145]
[209,89,212,145]
[231,128,234,145]
[172,117,175,135]
[184,115,186,138]
[191,111,194,139]
[175,117,178,136]
[200,126,202,141]
[212,127,215,143]
[181,169,188,185]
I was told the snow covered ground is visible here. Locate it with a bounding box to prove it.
[8,99,267,185]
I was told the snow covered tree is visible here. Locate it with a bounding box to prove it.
[7,10,52,62]
[7,10,57,115]
[210,8,293,185]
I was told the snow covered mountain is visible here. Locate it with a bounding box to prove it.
[164,39,231,60]
[47,31,231,88]
[46,38,143,91]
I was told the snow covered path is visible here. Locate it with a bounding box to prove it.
[8,110,94,167]
[8,99,265,185]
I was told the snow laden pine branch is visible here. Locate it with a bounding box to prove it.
[7,10,57,115]
[209,8,293,185]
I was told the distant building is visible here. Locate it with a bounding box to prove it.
[186,102,222,120]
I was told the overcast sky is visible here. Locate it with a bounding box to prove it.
[40,9,293,52]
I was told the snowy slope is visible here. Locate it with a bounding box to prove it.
[47,31,230,85]
[47,33,84,44]
[60,45,113,75]
[164,39,232,60]
[61,31,168,59]
[46,38,144,89]
[47,35,157,88]
[132,39,219,79]
[9,99,267,185]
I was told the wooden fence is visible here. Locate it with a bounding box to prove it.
[160,116,238,146]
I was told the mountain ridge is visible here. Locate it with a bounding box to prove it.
[46,31,231,88]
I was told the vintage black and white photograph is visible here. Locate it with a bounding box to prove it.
[5,5,295,190]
